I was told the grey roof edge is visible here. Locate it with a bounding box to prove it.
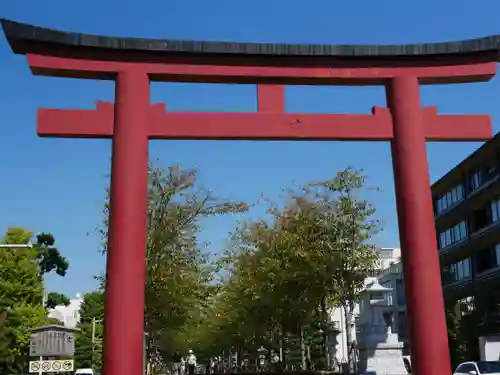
[28,324,81,332]
[2,18,500,59]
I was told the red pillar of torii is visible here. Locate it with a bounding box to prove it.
[2,19,500,375]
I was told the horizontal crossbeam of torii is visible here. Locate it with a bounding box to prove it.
[38,91,491,141]
[3,18,500,375]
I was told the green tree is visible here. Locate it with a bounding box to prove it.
[96,163,247,368]
[0,227,70,374]
[75,290,105,371]
[200,221,312,366]
[0,228,50,374]
[193,168,380,371]
[1,228,69,277]
[46,292,71,309]
[446,298,467,368]
[147,165,247,365]
[35,232,69,277]
[0,311,7,362]
[309,168,380,370]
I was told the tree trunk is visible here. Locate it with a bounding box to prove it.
[343,301,355,374]
[300,326,306,370]
[321,297,331,370]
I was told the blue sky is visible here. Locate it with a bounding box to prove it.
[1,0,500,297]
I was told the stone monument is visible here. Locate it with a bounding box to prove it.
[356,280,407,375]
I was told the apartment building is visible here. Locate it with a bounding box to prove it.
[432,133,500,336]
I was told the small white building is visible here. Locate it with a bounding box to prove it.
[376,247,401,271]
[48,293,83,328]
[328,247,402,365]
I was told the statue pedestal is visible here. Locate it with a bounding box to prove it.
[357,325,407,375]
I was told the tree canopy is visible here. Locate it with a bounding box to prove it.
[75,289,105,370]
[35,232,69,277]
[46,292,71,309]
[190,168,381,370]
[143,165,247,362]
[0,227,69,374]
[85,163,247,370]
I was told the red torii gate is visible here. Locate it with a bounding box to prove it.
[2,19,499,375]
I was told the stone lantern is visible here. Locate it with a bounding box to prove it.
[356,280,406,375]
[357,279,394,335]
[257,346,268,368]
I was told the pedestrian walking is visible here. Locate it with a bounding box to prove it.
[187,349,197,375]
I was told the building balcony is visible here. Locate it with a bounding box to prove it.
[435,174,500,231]
[443,266,500,298]
[439,219,500,264]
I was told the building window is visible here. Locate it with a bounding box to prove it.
[468,162,499,193]
[436,184,465,215]
[437,198,443,213]
[491,198,500,222]
[396,279,405,306]
[495,244,500,266]
[445,230,452,245]
[438,221,468,249]
[442,258,472,284]
[470,169,483,191]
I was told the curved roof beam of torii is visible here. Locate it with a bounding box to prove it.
[2,18,500,60]
[2,19,500,85]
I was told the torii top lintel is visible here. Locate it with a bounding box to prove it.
[2,19,500,85]
[0,19,496,141]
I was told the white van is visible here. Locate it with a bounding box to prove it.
[75,369,97,375]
